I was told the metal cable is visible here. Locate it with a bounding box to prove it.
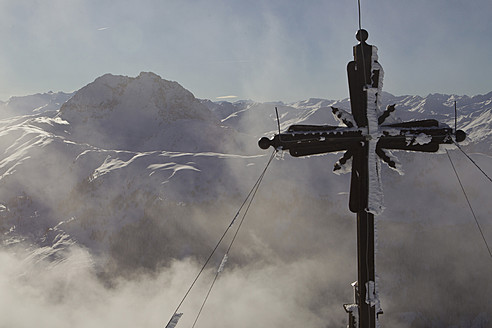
[446,149,492,260]
[453,141,492,183]
[190,150,275,328]
[164,149,277,328]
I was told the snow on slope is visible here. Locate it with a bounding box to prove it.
[205,91,492,153]
[0,72,264,269]
[2,77,485,256]
[0,73,491,327]
[1,75,490,263]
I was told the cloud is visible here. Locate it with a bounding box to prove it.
[0,241,345,328]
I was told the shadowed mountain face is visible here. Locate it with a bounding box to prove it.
[0,73,491,327]
[58,72,236,152]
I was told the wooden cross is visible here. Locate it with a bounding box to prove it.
[258,29,466,328]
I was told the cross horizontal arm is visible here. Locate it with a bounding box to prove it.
[258,125,363,157]
[258,121,465,157]
[379,125,455,152]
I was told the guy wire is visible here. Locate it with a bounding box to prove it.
[164,149,277,327]
[446,149,492,260]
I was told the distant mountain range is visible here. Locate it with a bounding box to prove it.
[0,72,490,327]
[0,91,74,119]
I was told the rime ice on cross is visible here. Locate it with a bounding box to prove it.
[259,29,466,328]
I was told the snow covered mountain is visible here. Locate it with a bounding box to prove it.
[58,72,237,152]
[0,73,249,261]
[0,91,73,119]
[203,91,492,152]
[0,72,491,328]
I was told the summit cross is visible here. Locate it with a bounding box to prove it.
[258,29,466,328]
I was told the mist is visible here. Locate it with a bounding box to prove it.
[1,78,491,328]
[2,151,491,328]
[1,176,490,328]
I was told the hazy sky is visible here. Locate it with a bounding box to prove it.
[1,0,491,102]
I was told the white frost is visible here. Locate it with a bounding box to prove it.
[365,279,383,328]
[165,312,183,328]
[365,280,379,307]
[332,106,356,127]
[333,157,352,175]
[367,135,384,215]
[344,303,359,326]
[413,132,433,145]
[380,148,404,175]
[217,253,228,273]
[365,46,385,215]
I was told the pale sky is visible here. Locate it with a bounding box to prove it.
[1,0,491,102]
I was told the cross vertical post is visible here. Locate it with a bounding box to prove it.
[258,29,466,328]
[348,29,379,328]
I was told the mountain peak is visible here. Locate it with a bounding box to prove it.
[58,72,216,150]
[61,72,206,120]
